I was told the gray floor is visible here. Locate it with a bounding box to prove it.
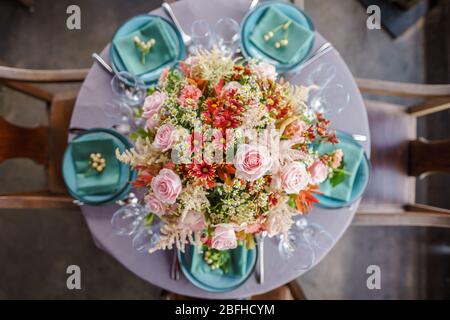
[0,0,448,299]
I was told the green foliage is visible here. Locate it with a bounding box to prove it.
[144,213,155,226]
[129,128,153,141]
[203,248,232,273]
[329,162,347,187]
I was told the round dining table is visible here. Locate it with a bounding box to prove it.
[69,0,371,299]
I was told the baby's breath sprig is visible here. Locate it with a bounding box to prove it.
[134,35,156,65]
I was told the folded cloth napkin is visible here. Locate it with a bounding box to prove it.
[71,138,121,196]
[113,18,178,76]
[249,6,314,64]
[318,139,364,202]
[190,245,248,278]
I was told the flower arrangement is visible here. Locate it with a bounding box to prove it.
[117,50,343,254]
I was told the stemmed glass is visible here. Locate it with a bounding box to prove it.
[190,19,213,54]
[308,83,350,115]
[110,71,146,107]
[214,18,240,56]
[111,193,164,253]
[111,201,147,236]
[278,232,315,271]
[293,217,334,250]
[132,220,164,253]
[102,101,136,135]
[278,216,334,271]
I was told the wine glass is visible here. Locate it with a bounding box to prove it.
[110,71,146,106]
[214,18,240,56]
[102,101,136,135]
[190,19,213,54]
[111,202,146,236]
[293,217,334,250]
[308,83,350,115]
[278,232,315,271]
[306,63,337,88]
[132,219,164,253]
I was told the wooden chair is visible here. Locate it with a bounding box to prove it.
[161,280,307,300]
[353,78,450,228]
[0,66,89,209]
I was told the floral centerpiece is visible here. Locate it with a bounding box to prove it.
[116,50,343,258]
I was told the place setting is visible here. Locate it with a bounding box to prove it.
[62,0,371,296]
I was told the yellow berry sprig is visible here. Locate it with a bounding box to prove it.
[89,152,106,173]
[263,20,292,49]
[133,35,156,65]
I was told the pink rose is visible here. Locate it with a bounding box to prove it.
[144,194,166,217]
[252,61,277,81]
[143,91,165,119]
[211,224,237,250]
[153,123,176,152]
[151,169,182,204]
[182,211,205,232]
[234,144,272,181]
[308,160,328,184]
[178,85,202,108]
[281,162,310,194]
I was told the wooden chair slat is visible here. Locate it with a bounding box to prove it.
[353,211,450,228]
[48,93,77,194]
[356,78,450,98]
[408,138,450,177]
[0,117,48,165]
[0,66,89,82]
[407,97,450,117]
[1,80,54,102]
[0,192,75,209]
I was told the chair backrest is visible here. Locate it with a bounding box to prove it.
[355,78,450,228]
[0,66,89,195]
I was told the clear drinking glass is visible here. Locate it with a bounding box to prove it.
[132,220,164,253]
[111,203,146,236]
[278,232,315,271]
[110,71,146,106]
[103,101,135,135]
[293,217,334,250]
[309,83,350,115]
[214,18,240,56]
[190,19,213,54]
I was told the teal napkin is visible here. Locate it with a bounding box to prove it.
[71,138,121,196]
[113,19,178,76]
[249,7,314,64]
[318,140,364,202]
[190,245,248,278]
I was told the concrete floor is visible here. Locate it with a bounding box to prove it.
[0,0,448,299]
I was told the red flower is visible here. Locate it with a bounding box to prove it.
[188,162,216,181]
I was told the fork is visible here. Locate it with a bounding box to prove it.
[170,249,180,280]
[162,2,192,46]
